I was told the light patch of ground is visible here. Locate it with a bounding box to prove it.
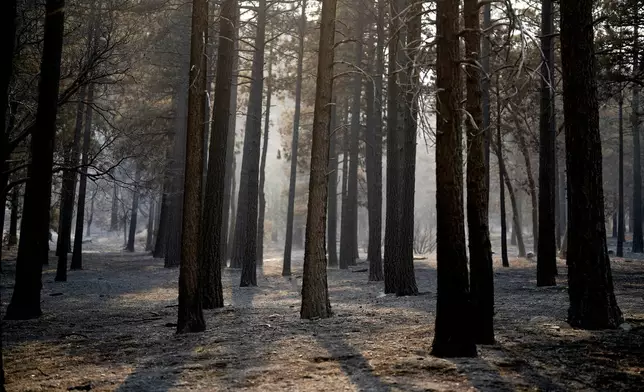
[1,237,643,391]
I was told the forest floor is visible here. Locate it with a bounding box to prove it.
[2,234,644,391]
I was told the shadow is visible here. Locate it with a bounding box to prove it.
[314,334,396,392]
[3,245,644,391]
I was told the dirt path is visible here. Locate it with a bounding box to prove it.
[2,244,644,391]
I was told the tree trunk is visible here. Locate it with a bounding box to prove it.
[340,104,350,270]
[366,4,384,281]
[512,113,538,254]
[221,5,240,265]
[300,0,336,320]
[232,0,266,287]
[57,86,86,257]
[383,0,404,293]
[632,10,643,253]
[177,0,208,333]
[482,2,491,191]
[126,166,141,252]
[502,168,526,257]
[558,147,567,245]
[257,46,273,266]
[110,181,119,231]
[560,0,623,329]
[327,97,339,268]
[146,199,155,251]
[431,0,477,358]
[86,186,95,237]
[464,0,494,345]
[283,0,307,276]
[0,3,17,282]
[617,94,625,257]
[200,0,236,308]
[227,156,237,263]
[559,226,568,259]
[396,0,419,297]
[0,0,16,139]
[612,209,617,239]
[6,0,66,320]
[122,213,128,246]
[70,83,95,271]
[537,0,557,285]
[340,16,363,269]
[496,74,509,268]
[511,192,522,246]
[165,72,189,269]
[153,139,174,258]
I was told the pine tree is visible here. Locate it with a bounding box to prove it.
[464,0,494,344]
[560,0,623,329]
[6,0,67,320]
[176,0,208,333]
[431,0,477,358]
[300,0,337,320]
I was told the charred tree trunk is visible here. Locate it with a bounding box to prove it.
[257,47,273,266]
[560,0,623,329]
[57,86,87,257]
[512,113,538,254]
[146,199,155,251]
[464,0,494,345]
[232,0,267,287]
[396,0,419,297]
[177,0,208,333]
[383,0,404,293]
[366,9,384,281]
[226,156,237,263]
[483,3,491,191]
[200,0,236,309]
[0,0,17,151]
[86,187,96,237]
[221,5,240,264]
[537,0,557,285]
[496,75,509,268]
[6,0,66,320]
[340,107,350,270]
[431,0,477,358]
[558,145,567,246]
[283,0,307,276]
[327,97,339,268]
[70,83,95,271]
[617,94,625,257]
[165,70,189,269]
[110,181,119,231]
[153,139,174,258]
[632,12,643,253]
[300,0,336,320]
[126,166,141,252]
[502,168,526,257]
[340,16,363,269]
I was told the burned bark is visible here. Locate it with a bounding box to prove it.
[6,0,66,320]
[200,0,236,309]
[177,0,208,333]
[70,83,95,271]
[431,0,477,358]
[560,0,623,329]
[283,0,307,276]
[257,47,273,266]
[464,0,494,345]
[231,0,267,286]
[300,0,336,320]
